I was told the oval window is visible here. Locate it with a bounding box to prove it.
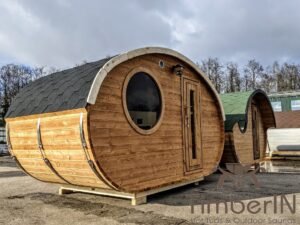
[125,71,162,132]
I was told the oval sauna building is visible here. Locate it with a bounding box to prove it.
[220,90,276,165]
[5,47,225,204]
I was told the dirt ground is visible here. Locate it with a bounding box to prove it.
[1,156,300,225]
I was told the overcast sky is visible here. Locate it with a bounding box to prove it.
[1,0,300,69]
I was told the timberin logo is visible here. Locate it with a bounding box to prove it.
[190,163,297,216]
[217,163,261,189]
[191,195,296,215]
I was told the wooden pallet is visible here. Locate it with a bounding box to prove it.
[59,177,204,205]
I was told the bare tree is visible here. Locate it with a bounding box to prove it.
[201,58,224,93]
[259,68,276,93]
[225,62,241,93]
[0,64,45,116]
[282,63,299,91]
[273,62,300,92]
[243,60,264,90]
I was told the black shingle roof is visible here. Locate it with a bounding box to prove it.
[5,57,113,118]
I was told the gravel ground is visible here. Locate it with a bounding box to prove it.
[1,156,300,225]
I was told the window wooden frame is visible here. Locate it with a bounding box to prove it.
[122,67,165,135]
[181,76,203,173]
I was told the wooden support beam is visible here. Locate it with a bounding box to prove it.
[58,177,204,206]
[131,196,147,206]
[59,187,74,195]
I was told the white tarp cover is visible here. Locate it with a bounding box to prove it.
[267,128,300,152]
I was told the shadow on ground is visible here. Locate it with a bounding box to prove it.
[6,193,198,225]
[0,156,17,168]
[0,171,26,178]
[147,173,300,206]
[2,155,300,208]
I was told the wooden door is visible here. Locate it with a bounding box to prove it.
[182,78,202,172]
[252,103,260,160]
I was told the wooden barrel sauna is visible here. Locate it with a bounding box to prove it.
[5,47,225,204]
[220,90,276,165]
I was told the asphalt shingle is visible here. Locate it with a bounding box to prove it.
[5,57,113,118]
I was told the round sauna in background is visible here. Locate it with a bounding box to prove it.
[5,47,225,197]
[220,89,276,165]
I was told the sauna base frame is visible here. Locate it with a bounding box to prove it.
[59,177,204,205]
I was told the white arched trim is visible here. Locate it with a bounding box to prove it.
[87,47,225,121]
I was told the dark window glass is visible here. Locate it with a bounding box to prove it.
[126,72,162,130]
[190,90,197,159]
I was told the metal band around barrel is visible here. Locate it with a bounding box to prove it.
[37,118,71,184]
[79,113,117,190]
[6,123,12,153]
[6,123,44,181]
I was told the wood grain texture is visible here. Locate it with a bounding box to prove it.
[6,109,111,189]
[220,132,238,165]
[221,92,276,165]
[233,103,266,164]
[89,53,224,192]
[6,53,225,194]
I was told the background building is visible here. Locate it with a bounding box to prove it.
[269,91,300,128]
[267,91,300,157]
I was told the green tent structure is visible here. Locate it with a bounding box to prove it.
[220,89,276,165]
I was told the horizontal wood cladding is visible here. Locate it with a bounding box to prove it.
[232,103,266,164]
[6,53,224,193]
[6,109,111,189]
[221,133,237,165]
[89,53,224,192]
